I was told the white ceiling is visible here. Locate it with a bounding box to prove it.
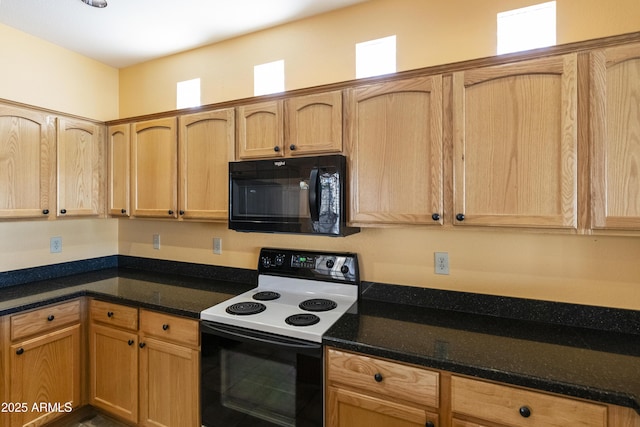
[0,0,368,68]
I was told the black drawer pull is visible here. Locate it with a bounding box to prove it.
[374,373,383,382]
[47,315,55,321]
[16,348,24,355]
[139,342,146,349]
[456,213,465,221]
[519,406,532,418]
[162,324,170,331]
[107,311,114,318]
[128,339,135,346]
[60,209,67,214]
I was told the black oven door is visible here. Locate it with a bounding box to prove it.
[201,321,323,427]
[228,155,358,236]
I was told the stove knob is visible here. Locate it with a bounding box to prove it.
[326,259,335,269]
[261,257,271,268]
[340,265,350,274]
[275,254,285,266]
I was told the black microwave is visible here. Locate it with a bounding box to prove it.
[228,155,359,236]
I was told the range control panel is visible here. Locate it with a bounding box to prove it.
[258,248,359,285]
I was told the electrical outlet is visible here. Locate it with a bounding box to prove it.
[50,236,62,253]
[213,237,222,255]
[434,252,449,275]
[153,234,160,250]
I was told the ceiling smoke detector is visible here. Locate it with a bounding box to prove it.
[81,0,107,8]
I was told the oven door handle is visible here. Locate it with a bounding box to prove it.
[201,321,322,357]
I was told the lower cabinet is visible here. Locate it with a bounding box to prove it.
[326,348,440,427]
[4,300,82,427]
[88,299,200,427]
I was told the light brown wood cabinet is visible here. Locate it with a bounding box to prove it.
[57,118,104,217]
[285,90,343,156]
[0,104,55,219]
[451,54,578,229]
[345,76,444,226]
[237,90,343,160]
[589,41,640,231]
[138,309,200,427]
[88,301,200,427]
[326,348,440,427]
[89,300,139,423]
[178,108,235,221]
[132,117,178,218]
[107,124,131,217]
[3,300,82,427]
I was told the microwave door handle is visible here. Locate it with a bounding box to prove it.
[309,167,320,222]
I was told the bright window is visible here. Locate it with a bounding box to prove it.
[176,78,201,109]
[356,35,396,79]
[254,60,285,96]
[497,1,556,55]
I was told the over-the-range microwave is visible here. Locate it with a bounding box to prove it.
[228,155,359,236]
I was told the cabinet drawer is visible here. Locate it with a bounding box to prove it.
[451,376,607,427]
[90,299,138,330]
[327,348,439,408]
[140,310,199,347]
[10,299,81,341]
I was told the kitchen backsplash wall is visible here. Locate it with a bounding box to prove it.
[118,220,640,311]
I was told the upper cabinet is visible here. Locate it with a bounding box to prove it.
[346,76,443,226]
[0,105,55,219]
[178,108,235,221]
[236,100,284,159]
[589,42,640,231]
[107,124,130,217]
[57,118,104,217]
[285,90,343,156]
[131,117,178,219]
[451,54,578,229]
[236,90,343,160]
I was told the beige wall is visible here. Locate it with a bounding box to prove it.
[0,24,119,121]
[118,0,640,117]
[0,24,120,273]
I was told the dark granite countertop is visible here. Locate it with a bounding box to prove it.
[0,267,254,319]
[324,297,640,413]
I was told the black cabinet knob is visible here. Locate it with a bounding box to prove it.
[60,209,67,214]
[519,406,532,418]
[426,422,435,427]
[121,208,127,214]
[139,342,146,349]
[374,373,383,382]
[42,209,50,215]
[107,311,114,318]
[128,339,135,346]
[432,213,440,221]
[179,210,185,215]
[289,144,297,151]
[273,146,280,152]
[16,348,24,355]
[47,315,55,321]
[168,210,174,215]
[162,324,170,331]
[455,213,465,221]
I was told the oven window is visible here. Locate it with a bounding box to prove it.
[202,333,322,427]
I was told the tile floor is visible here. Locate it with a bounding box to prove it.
[68,414,129,427]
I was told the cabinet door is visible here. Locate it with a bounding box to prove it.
[9,324,81,427]
[346,76,443,225]
[0,105,55,219]
[139,336,199,427]
[327,386,437,427]
[179,109,234,220]
[452,54,578,229]
[286,90,343,156]
[237,100,284,159]
[108,124,131,217]
[57,118,103,217]
[132,117,178,218]
[89,324,138,423]
[590,42,640,230]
